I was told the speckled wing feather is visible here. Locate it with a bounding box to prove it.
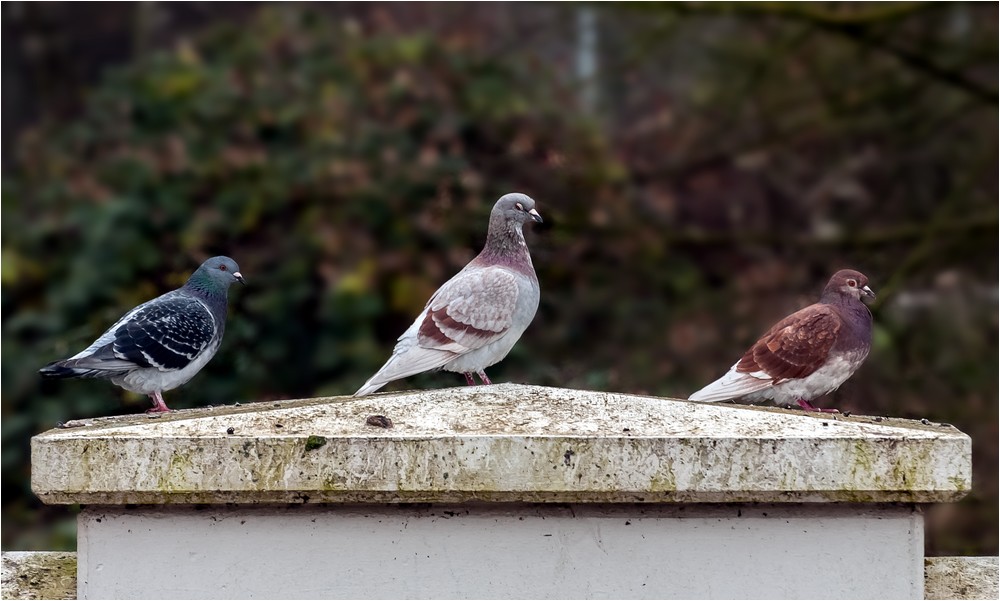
[736,305,841,383]
[110,295,216,370]
[416,266,518,353]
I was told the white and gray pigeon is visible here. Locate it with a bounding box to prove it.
[688,269,875,412]
[355,193,543,396]
[40,256,245,413]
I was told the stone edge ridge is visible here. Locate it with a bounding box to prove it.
[31,426,971,505]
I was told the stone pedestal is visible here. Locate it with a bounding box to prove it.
[31,384,972,599]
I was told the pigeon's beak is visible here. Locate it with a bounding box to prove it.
[861,285,875,299]
[528,208,543,223]
[234,272,246,285]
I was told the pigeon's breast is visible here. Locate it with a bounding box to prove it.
[832,302,873,354]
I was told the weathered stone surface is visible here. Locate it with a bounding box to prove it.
[1,552,76,600]
[925,556,999,600]
[31,384,971,505]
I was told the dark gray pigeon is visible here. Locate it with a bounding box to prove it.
[40,256,244,413]
[688,269,875,412]
[355,193,543,396]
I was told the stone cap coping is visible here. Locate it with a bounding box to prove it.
[31,384,971,505]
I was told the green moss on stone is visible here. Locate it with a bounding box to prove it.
[305,436,328,452]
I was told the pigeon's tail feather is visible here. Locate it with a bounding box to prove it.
[354,379,388,397]
[39,362,89,379]
[39,356,136,380]
[39,361,114,380]
[688,367,773,403]
[354,347,455,396]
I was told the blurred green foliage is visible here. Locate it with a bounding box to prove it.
[2,7,627,549]
[2,4,996,555]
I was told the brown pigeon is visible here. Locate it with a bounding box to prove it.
[689,269,875,412]
[355,193,543,396]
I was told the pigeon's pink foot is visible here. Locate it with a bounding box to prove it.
[795,399,840,413]
[477,370,492,385]
[146,391,172,413]
[463,372,477,386]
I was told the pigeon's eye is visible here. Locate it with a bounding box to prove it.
[218,264,228,272]
[515,202,524,211]
[847,279,856,287]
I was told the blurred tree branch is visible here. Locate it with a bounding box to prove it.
[875,154,996,305]
[663,212,997,249]
[673,1,940,26]
[618,1,998,103]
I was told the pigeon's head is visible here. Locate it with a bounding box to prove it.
[493,193,543,226]
[826,269,874,302]
[197,256,245,288]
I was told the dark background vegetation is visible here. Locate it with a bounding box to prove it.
[2,2,996,555]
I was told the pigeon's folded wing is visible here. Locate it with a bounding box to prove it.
[737,305,841,383]
[112,296,217,371]
[417,266,519,354]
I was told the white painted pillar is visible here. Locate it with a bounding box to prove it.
[31,384,971,599]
